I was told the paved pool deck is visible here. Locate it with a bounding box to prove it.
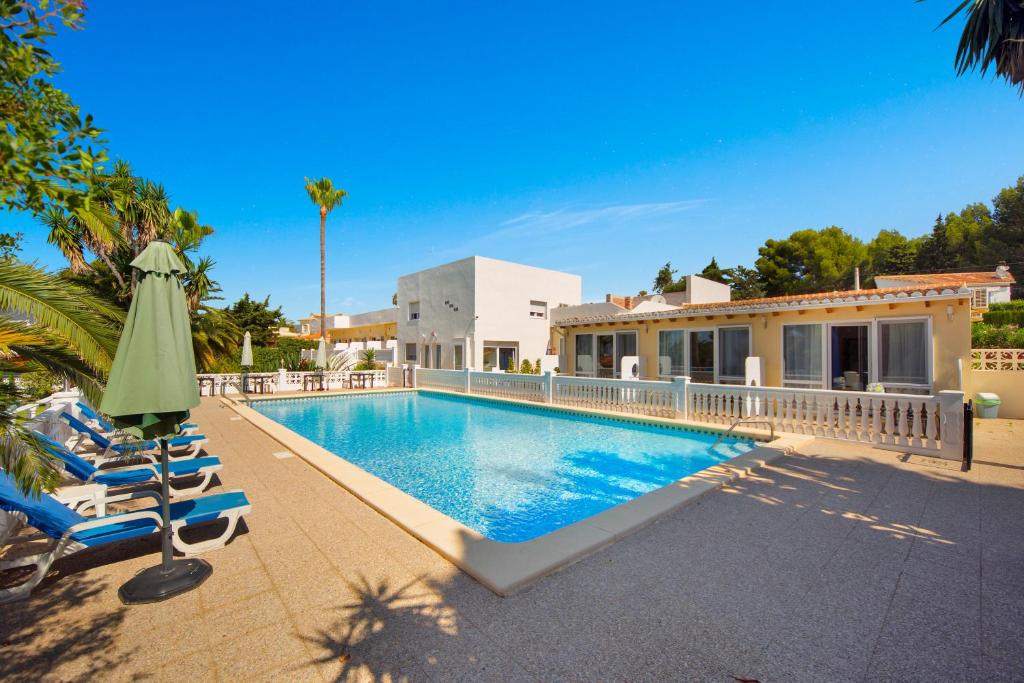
[1,398,1022,682]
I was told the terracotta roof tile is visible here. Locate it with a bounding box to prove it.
[879,271,1016,286]
[556,284,970,325]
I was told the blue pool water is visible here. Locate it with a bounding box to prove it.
[251,391,755,542]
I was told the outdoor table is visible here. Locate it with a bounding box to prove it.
[250,376,273,394]
[350,372,374,389]
[198,376,216,396]
[303,374,325,392]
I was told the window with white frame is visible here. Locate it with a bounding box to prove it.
[408,301,420,320]
[718,326,751,384]
[529,300,547,319]
[971,289,988,309]
[575,334,594,376]
[657,330,686,376]
[782,324,824,388]
[453,344,463,370]
[878,319,930,388]
[405,343,417,362]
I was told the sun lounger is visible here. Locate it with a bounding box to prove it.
[60,413,206,463]
[0,470,250,602]
[34,431,221,499]
[75,402,198,436]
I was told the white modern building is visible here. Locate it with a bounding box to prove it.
[397,256,582,371]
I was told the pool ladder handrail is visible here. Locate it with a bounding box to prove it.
[712,417,775,447]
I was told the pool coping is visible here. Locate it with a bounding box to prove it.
[223,389,813,596]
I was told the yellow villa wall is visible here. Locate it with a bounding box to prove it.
[971,371,1024,419]
[327,322,397,344]
[557,297,973,393]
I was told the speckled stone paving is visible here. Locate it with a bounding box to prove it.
[2,400,1022,682]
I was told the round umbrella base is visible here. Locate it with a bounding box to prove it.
[118,558,213,605]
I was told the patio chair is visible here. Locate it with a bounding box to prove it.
[34,431,222,499]
[0,470,251,603]
[76,402,198,436]
[60,413,207,463]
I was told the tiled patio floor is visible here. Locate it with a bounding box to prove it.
[2,399,1022,682]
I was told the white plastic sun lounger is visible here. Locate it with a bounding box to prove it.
[34,431,221,500]
[75,402,198,437]
[60,412,207,464]
[0,471,251,603]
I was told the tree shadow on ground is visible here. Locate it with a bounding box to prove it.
[0,570,132,681]
[296,573,472,682]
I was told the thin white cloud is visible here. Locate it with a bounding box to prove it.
[495,199,707,239]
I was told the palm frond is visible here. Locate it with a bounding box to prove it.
[933,0,1024,92]
[43,206,89,274]
[0,380,62,497]
[0,259,123,374]
[304,177,348,212]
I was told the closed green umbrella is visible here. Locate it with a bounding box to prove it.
[100,240,210,603]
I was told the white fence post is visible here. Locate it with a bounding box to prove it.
[938,390,965,461]
[464,367,472,394]
[277,368,287,390]
[409,363,419,388]
[544,371,554,403]
[673,376,689,419]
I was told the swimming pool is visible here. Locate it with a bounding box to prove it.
[251,391,756,542]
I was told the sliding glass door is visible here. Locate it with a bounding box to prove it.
[576,331,638,378]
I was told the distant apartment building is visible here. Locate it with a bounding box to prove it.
[297,308,398,347]
[397,256,581,371]
[875,266,1015,320]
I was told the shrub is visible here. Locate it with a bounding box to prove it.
[972,323,1024,348]
[506,357,516,373]
[535,358,542,374]
[982,306,1024,327]
[520,359,533,375]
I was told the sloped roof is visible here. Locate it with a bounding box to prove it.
[878,271,1016,286]
[554,285,971,326]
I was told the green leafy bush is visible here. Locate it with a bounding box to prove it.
[972,323,1024,348]
[519,359,533,375]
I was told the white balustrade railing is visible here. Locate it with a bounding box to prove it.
[417,368,467,392]
[552,375,677,417]
[972,348,1024,371]
[687,383,961,457]
[471,371,545,402]
[386,365,407,387]
[402,364,964,458]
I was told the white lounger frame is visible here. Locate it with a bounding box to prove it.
[0,489,249,603]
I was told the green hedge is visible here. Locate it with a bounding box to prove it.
[972,323,1024,349]
[982,302,1024,326]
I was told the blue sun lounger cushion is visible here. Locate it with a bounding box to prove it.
[33,431,221,491]
[61,413,205,454]
[76,402,198,434]
[0,470,251,602]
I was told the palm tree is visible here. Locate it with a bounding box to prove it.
[937,0,1024,93]
[0,258,124,495]
[304,177,348,345]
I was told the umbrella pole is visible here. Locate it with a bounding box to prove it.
[118,437,213,604]
[159,438,173,570]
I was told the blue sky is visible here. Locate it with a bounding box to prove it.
[9,1,1024,319]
